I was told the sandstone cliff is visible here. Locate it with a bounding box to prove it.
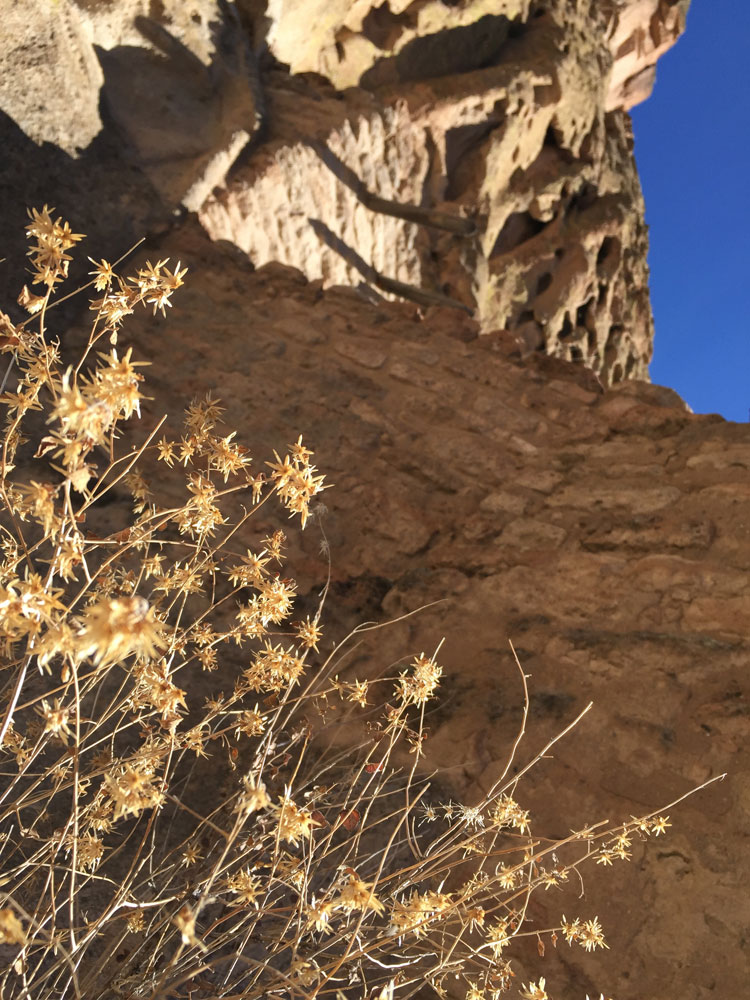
[1,1,746,999]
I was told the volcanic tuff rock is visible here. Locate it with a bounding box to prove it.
[2,0,687,382]
[204,0,674,384]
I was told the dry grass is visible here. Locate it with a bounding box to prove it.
[0,208,721,1000]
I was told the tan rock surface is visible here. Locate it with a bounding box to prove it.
[81,219,745,1000]
[0,0,259,200]
[1,0,688,383]
[255,0,688,110]
[202,2,662,383]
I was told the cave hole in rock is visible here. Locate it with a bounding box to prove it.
[361,14,516,86]
[576,297,594,330]
[559,314,573,340]
[542,122,576,162]
[490,211,546,257]
[570,345,584,363]
[361,3,415,50]
[612,361,624,383]
[567,182,599,215]
[515,310,545,351]
[536,271,553,296]
[444,118,502,199]
[596,235,621,276]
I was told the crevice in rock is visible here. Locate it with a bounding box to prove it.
[596,235,621,278]
[360,13,515,88]
[444,118,502,201]
[490,212,548,258]
[361,3,415,51]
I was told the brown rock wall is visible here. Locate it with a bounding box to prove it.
[85,219,746,999]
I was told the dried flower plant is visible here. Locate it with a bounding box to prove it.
[0,209,722,1000]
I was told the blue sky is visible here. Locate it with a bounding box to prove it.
[631,0,750,422]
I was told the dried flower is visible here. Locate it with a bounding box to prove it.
[76,596,167,666]
[519,978,549,1000]
[396,652,442,706]
[0,908,25,946]
[276,789,315,846]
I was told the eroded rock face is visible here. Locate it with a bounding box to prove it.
[253,0,688,108]
[0,0,259,204]
[0,0,260,296]
[88,219,744,1000]
[202,0,674,383]
[1,0,687,382]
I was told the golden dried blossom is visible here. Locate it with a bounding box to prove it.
[174,474,225,539]
[105,765,164,821]
[0,908,26,946]
[577,916,608,952]
[68,832,105,872]
[208,432,251,481]
[295,615,323,650]
[76,595,167,667]
[651,815,671,835]
[0,572,65,647]
[519,977,549,1000]
[228,549,271,588]
[157,436,176,465]
[88,257,115,290]
[491,794,530,833]
[396,652,442,706]
[305,896,334,934]
[16,480,58,537]
[334,871,385,916]
[181,843,203,867]
[126,910,145,934]
[225,869,263,908]
[484,918,511,957]
[234,706,265,739]
[35,697,73,743]
[390,890,452,938]
[236,775,270,817]
[276,790,315,846]
[25,205,83,288]
[266,438,327,528]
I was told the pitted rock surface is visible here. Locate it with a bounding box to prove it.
[1,0,688,382]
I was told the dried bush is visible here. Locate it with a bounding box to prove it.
[0,209,719,1000]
